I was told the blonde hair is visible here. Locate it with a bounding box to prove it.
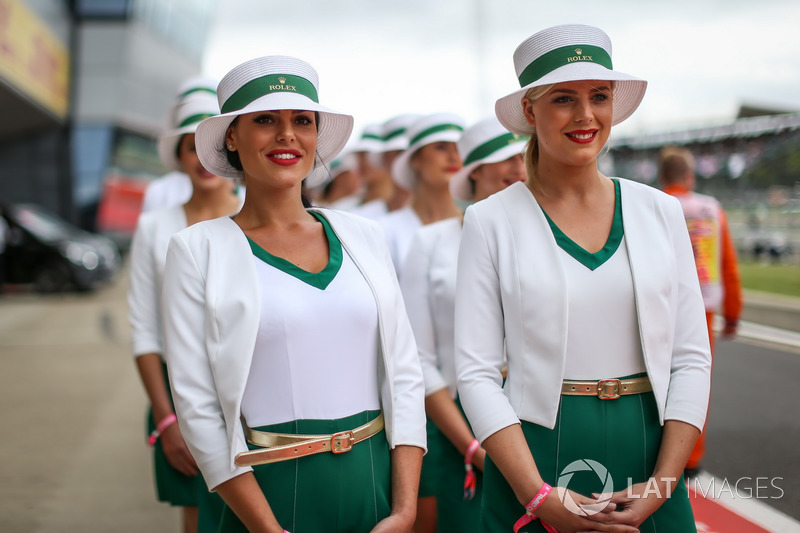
[522,85,553,193]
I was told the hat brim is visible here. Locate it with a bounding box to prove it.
[495,62,647,136]
[195,92,354,188]
[157,125,199,172]
[449,141,527,202]
[391,129,463,190]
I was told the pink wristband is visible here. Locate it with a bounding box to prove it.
[463,439,480,501]
[148,413,178,447]
[512,482,553,533]
[156,413,178,433]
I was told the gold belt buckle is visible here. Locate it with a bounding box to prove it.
[331,431,355,454]
[597,379,621,400]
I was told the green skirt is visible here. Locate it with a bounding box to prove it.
[147,364,224,532]
[418,416,442,498]
[218,410,391,533]
[433,400,482,533]
[480,378,696,533]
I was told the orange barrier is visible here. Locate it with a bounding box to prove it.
[96,175,147,235]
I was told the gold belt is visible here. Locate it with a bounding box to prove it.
[235,413,385,467]
[561,377,652,400]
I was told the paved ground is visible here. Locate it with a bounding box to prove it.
[0,273,177,532]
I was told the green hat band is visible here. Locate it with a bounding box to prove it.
[518,44,612,87]
[178,113,216,128]
[383,127,406,141]
[221,73,318,114]
[179,87,216,98]
[464,132,528,166]
[410,123,464,146]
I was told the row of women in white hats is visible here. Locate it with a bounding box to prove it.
[150,22,710,533]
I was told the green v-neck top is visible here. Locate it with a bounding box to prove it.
[247,211,343,290]
[541,179,623,271]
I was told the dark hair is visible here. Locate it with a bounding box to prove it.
[175,134,188,162]
[225,116,243,171]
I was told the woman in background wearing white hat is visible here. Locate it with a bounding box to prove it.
[349,124,394,220]
[129,89,238,533]
[141,76,222,214]
[161,56,426,533]
[455,25,710,532]
[311,151,363,211]
[400,117,526,532]
[381,113,465,280]
[380,113,420,212]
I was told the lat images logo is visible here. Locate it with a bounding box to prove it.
[556,459,613,516]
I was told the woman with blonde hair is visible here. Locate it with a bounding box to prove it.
[455,24,710,532]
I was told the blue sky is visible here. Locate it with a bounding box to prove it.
[203,0,800,142]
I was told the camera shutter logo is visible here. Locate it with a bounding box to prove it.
[556,459,614,516]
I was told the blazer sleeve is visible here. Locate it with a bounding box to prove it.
[372,222,427,451]
[454,207,519,443]
[400,230,448,397]
[162,232,253,490]
[664,198,713,431]
[128,215,162,357]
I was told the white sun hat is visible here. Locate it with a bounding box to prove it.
[175,75,218,99]
[381,113,421,153]
[195,55,354,187]
[495,24,647,136]
[449,117,528,202]
[158,92,220,171]
[390,113,466,190]
[350,123,385,154]
[166,76,218,128]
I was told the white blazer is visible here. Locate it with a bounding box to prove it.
[400,217,462,398]
[162,209,427,491]
[128,205,186,357]
[454,180,712,444]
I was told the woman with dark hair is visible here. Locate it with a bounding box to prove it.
[161,56,426,533]
[129,89,237,532]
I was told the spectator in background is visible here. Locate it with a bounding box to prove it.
[659,145,743,478]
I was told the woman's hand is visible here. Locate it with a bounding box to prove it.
[159,423,199,477]
[533,487,640,533]
[588,479,674,528]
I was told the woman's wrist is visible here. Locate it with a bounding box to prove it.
[513,482,554,533]
[148,413,178,446]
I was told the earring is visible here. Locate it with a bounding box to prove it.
[228,144,234,150]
